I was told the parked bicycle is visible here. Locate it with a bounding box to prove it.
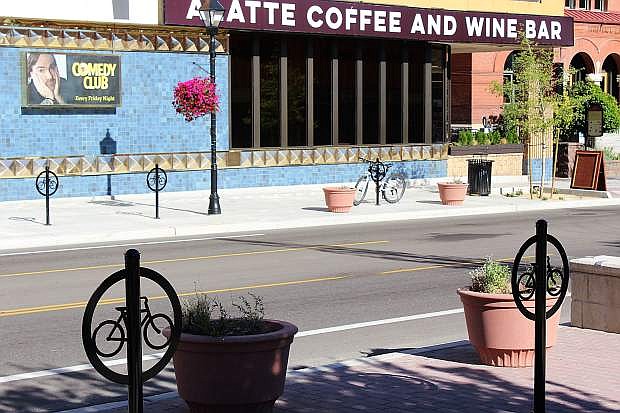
[353,157,407,206]
[516,256,564,300]
[92,296,173,357]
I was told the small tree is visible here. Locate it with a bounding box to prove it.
[491,37,573,198]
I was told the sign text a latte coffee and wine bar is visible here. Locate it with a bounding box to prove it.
[165,0,574,46]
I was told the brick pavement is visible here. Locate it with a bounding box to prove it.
[100,326,619,413]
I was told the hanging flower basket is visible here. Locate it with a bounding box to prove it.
[172,77,219,122]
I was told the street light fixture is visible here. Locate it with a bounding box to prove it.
[199,0,225,215]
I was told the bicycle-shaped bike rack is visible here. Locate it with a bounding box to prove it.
[146,164,167,219]
[353,157,406,206]
[511,219,570,413]
[82,249,182,413]
[35,165,59,226]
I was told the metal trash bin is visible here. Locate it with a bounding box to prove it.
[467,159,493,196]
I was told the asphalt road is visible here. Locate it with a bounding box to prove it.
[1,206,619,412]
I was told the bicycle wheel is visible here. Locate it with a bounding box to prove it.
[92,320,125,357]
[143,314,173,350]
[353,175,369,206]
[382,174,406,203]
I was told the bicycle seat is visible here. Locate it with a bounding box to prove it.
[115,306,127,312]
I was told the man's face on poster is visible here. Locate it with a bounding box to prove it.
[30,54,60,100]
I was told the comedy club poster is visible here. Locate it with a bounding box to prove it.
[23,52,121,107]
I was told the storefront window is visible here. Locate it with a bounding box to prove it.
[260,36,280,147]
[287,36,307,147]
[230,34,447,149]
[431,46,446,143]
[363,43,379,145]
[386,43,402,144]
[408,44,424,143]
[314,38,331,146]
[338,39,356,145]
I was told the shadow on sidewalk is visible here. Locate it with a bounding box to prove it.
[275,353,618,413]
[0,363,177,412]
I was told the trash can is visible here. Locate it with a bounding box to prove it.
[467,159,493,196]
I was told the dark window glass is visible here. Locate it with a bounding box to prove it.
[386,43,402,144]
[431,46,445,143]
[287,36,306,147]
[565,0,575,8]
[230,33,252,148]
[363,42,379,144]
[260,36,280,147]
[338,40,356,145]
[314,38,331,145]
[408,44,424,143]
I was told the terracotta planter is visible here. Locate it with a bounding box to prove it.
[323,187,356,212]
[166,320,298,413]
[457,289,561,367]
[437,182,468,205]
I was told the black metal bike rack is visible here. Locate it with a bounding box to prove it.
[82,249,182,413]
[35,165,59,226]
[368,157,387,206]
[146,164,167,219]
[511,220,570,413]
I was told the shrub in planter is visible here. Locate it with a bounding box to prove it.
[457,258,561,367]
[166,292,297,413]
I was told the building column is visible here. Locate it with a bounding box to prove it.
[355,44,363,146]
[252,37,260,148]
[444,45,451,143]
[401,43,409,144]
[280,38,288,147]
[423,43,432,145]
[306,40,314,147]
[331,42,338,145]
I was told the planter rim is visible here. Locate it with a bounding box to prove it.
[323,187,355,192]
[438,182,468,187]
[457,287,558,303]
[167,319,298,344]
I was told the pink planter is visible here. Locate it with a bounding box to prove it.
[166,320,298,413]
[323,187,356,212]
[437,182,468,205]
[458,289,561,367]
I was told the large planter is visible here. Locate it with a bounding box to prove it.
[437,182,468,205]
[167,320,298,413]
[323,187,356,212]
[457,289,561,367]
[449,144,524,156]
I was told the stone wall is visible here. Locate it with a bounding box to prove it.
[447,153,524,177]
[570,256,620,334]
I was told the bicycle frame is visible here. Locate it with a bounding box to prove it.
[106,297,156,342]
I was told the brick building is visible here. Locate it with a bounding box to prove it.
[454,0,620,130]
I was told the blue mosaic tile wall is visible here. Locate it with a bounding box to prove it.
[0,160,447,201]
[0,47,230,157]
[529,158,554,181]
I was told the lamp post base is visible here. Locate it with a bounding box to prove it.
[208,193,221,215]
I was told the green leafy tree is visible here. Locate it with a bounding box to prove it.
[491,37,575,198]
[568,81,620,138]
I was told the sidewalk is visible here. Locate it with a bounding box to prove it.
[2,176,620,251]
[70,326,620,413]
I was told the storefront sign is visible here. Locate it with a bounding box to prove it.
[164,0,573,46]
[23,52,121,107]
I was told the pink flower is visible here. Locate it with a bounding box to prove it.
[172,77,220,122]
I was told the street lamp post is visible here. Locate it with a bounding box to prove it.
[199,0,225,215]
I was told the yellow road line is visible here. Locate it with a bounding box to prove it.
[0,240,388,279]
[0,275,351,318]
[380,255,536,275]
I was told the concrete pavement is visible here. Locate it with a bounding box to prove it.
[61,326,620,413]
[2,176,620,252]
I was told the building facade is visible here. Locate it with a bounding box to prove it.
[0,0,570,201]
[455,0,619,129]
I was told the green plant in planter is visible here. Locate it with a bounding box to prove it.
[469,258,511,294]
[181,292,273,336]
[457,130,474,146]
[475,130,488,145]
[603,147,620,161]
